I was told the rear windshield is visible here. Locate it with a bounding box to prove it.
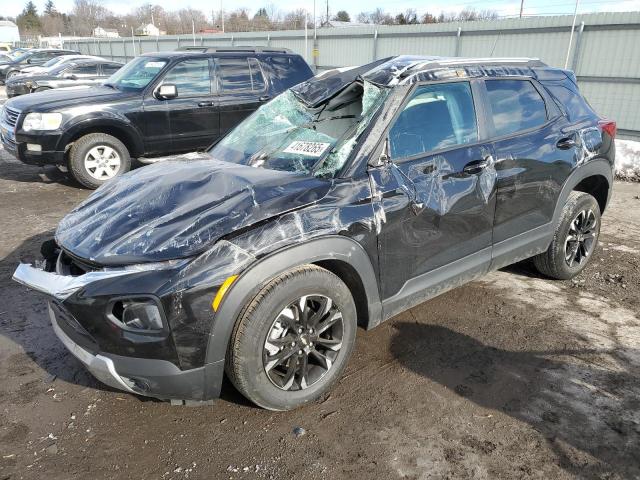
[105,57,167,91]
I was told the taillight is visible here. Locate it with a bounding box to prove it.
[598,119,617,139]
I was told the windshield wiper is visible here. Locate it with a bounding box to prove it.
[300,114,359,129]
[102,82,118,90]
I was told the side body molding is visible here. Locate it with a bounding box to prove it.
[204,235,382,366]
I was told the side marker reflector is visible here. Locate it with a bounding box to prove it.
[212,275,238,312]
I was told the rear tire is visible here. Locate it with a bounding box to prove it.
[533,191,600,280]
[68,133,131,189]
[226,265,357,411]
[5,70,18,80]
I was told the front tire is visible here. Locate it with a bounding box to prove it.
[68,133,131,189]
[226,265,357,411]
[533,191,601,279]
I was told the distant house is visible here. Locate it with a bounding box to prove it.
[199,28,222,34]
[320,20,370,28]
[135,24,164,36]
[93,26,119,38]
[0,20,20,44]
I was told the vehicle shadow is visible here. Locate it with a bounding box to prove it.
[390,322,640,478]
[0,156,77,186]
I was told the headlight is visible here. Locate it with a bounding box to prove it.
[22,112,63,131]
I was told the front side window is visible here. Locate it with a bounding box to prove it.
[389,81,478,160]
[485,79,548,137]
[161,58,211,97]
[106,57,167,91]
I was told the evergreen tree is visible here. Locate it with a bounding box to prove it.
[17,1,42,33]
[44,0,57,15]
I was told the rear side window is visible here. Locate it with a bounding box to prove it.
[101,63,121,75]
[485,79,548,137]
[162,58,211,96]
[218,58,251,91]
[268,56,312,89]
[70,64,98,75]
[541,79,595,122]
[389,81,478,159]
[248,58,265,91]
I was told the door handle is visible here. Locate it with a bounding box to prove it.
[556,137,576,150]
[198,101,214,107]
[259,95,271,102]
[463,155,493,175]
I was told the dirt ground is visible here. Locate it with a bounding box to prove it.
[0,145,639,480]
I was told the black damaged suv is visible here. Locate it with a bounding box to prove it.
[14,56,615,410]
[1,47,313,188]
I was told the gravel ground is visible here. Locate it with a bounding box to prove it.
[1,114,640,479]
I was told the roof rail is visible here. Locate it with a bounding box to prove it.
[175,46,292,54]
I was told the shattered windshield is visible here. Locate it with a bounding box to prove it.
[209,81,388,177]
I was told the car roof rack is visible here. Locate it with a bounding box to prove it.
[175,46,292,54]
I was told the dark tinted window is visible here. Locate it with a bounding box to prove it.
[268,55,312,89]
[485,79,548,137]
[70,63,98,75]
[389,81,478,159]
[218,58,252,91]
[162,58,211,96]
[248,58,265,91]
[101,63,122,75]
[541,79,595,122]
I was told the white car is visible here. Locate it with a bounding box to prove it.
[18,54,104,76]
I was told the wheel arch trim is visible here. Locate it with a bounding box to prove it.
[60,117,145,157]
[552,159,613,227]
[203,235,382,367]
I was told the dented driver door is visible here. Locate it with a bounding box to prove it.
[369,80,498,317]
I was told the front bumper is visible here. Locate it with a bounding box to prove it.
[14,262,224,404]
[1,119,66,165]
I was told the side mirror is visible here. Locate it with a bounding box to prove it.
[156,84,177,100]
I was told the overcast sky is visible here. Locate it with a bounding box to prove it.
[5,0,640,21]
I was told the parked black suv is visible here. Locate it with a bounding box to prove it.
[1,47,313,188]
[6,58,124,97]
[0,48,80,83]
[13,56,615,410]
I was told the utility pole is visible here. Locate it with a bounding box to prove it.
[325,0,329,25]
[564,0,580,69]
[519,0,524,18]
[220,0,225,32]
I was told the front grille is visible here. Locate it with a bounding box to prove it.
[56,250,101,276]
[2,106,20,127]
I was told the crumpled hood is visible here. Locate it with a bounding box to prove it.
[56,156,331,265]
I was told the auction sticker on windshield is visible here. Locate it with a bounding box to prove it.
[283,141,331,157]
